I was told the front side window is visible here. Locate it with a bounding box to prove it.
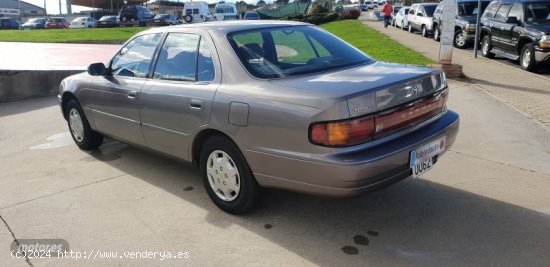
[508,3,524,22]
[227,26,373,79]
[482,1,500,18]
[185,9,192,15]
[153,33,199,81]
[458,1,490,16]
[111,33,162,78]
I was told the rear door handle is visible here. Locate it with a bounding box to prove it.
[190,99,204,110]
[127,90,138,99]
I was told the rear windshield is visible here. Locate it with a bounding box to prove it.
[227,25,373,79]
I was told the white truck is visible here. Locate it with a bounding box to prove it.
[182,1,211,23]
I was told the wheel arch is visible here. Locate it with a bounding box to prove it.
[61,92,80,121]
[192,129,238,166]
[517,37,535,55]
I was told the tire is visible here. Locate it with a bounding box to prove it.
[454,30,468,49]
[520,43,537,72]
[433,25,440,42]
[184,15,193,23]
[408,23,413,33]
[200,136,260,214]
[481,35,495,59]
[65,100,103,150]
[421,25,429,37]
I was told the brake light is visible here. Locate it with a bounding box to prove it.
[310,116,375,147]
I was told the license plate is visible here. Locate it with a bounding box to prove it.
[410,136,446,178]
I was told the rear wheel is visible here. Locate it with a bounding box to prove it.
[200,136,260,214]
[520,43,536,72]
[481,35,495,59]
[184,15,193,23]
[65,100,103,150]
[408,23,413,33]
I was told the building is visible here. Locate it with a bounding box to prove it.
[0,0,45,17]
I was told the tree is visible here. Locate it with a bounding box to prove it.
[276,0,290,5]
[257,0,267,7]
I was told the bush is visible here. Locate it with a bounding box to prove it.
[341,8,361,20]
[301,12,340,25]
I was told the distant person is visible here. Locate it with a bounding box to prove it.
[382,0,393,28]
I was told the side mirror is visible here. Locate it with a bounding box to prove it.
[87,62,107,76]
[506,16,519,24]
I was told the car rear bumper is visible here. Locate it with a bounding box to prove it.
[246,110,460,197]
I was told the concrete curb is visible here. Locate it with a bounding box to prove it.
[0,70,83,103]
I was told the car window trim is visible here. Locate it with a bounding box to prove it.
[108,32,164,79]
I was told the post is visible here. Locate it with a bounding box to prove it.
[58,0,62,15]
[473,0,482,58]
[438,0,457,64]
[18,0,21,21]
[43,0,47,15]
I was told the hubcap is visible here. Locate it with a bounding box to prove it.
[435,29,439,40]
[482,40,489,54]
[206,150,241,202]
[456,33,466,46]
[522,49,531,67]
[69,109,84,142]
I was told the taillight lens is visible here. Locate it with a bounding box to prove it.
[309,90,448,147]
[310,116,375,147]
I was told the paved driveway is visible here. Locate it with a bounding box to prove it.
[1,80,549,266]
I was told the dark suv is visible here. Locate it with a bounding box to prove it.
[119,5,155,26]
[0,18,21,30]
[480,0,550,71]
[432,0,492,48]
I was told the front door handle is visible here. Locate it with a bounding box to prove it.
[190,99,204,110]
[127,90,138,99]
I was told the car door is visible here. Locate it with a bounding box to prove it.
[90,33,162,146]
[492,3,512,49]
[415,6,426,30]
[139,32,219,161]
[500,2,524,53]
[408,5,418,28]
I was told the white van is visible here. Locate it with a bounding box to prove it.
[183,1,211,23]
[213,2,239,21]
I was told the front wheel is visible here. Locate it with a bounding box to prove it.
[520,43,537,72]
[481,35,495,59]
[66,100,103,150]
[200,136,260,214]
[454,30,468,49]
[421,25,429,37]
[433,25,440,42]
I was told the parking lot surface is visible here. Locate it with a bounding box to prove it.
[361,18,550,131]
[1,80,549,266]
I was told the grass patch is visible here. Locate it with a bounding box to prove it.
[0,27,147,43]
[0,20,432,65]
[321,20,434,65]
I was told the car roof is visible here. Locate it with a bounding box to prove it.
[140,20,310,35]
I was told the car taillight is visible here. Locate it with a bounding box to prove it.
[309,90,448,147]
[310,116,375,147]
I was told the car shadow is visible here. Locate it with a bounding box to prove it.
[0,96,58,117]
[88,139,550,266]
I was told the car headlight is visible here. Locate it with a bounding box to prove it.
[540,35,550,49]
[464,24,476,32]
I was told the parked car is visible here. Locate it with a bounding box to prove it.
[0,18,21,30]
[45,17,70,29]
[364,1,374,9]
[394,6,411,29]
[213,2,239,21]
[390,6,403,26]
[407,3,439,37]
[183,1,211,23]
[151,14,179,26]
[70,17,96,28]
[20,18,46,29]
[432,0,492,48]
[480,0,550,71]
[243,12,260,20]
[119,4,155,26]
[96,16,119,28]
[58,21,459,214]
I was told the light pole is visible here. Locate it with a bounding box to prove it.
[43,0,47,15]
[18,0,21,21]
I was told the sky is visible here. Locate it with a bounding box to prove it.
[21,0,259,15]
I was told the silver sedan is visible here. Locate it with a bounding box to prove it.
[58,21,459,214]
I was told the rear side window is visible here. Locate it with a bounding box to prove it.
[495,4,512,21]
[111,33,162,78]
[483,1,500,18]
